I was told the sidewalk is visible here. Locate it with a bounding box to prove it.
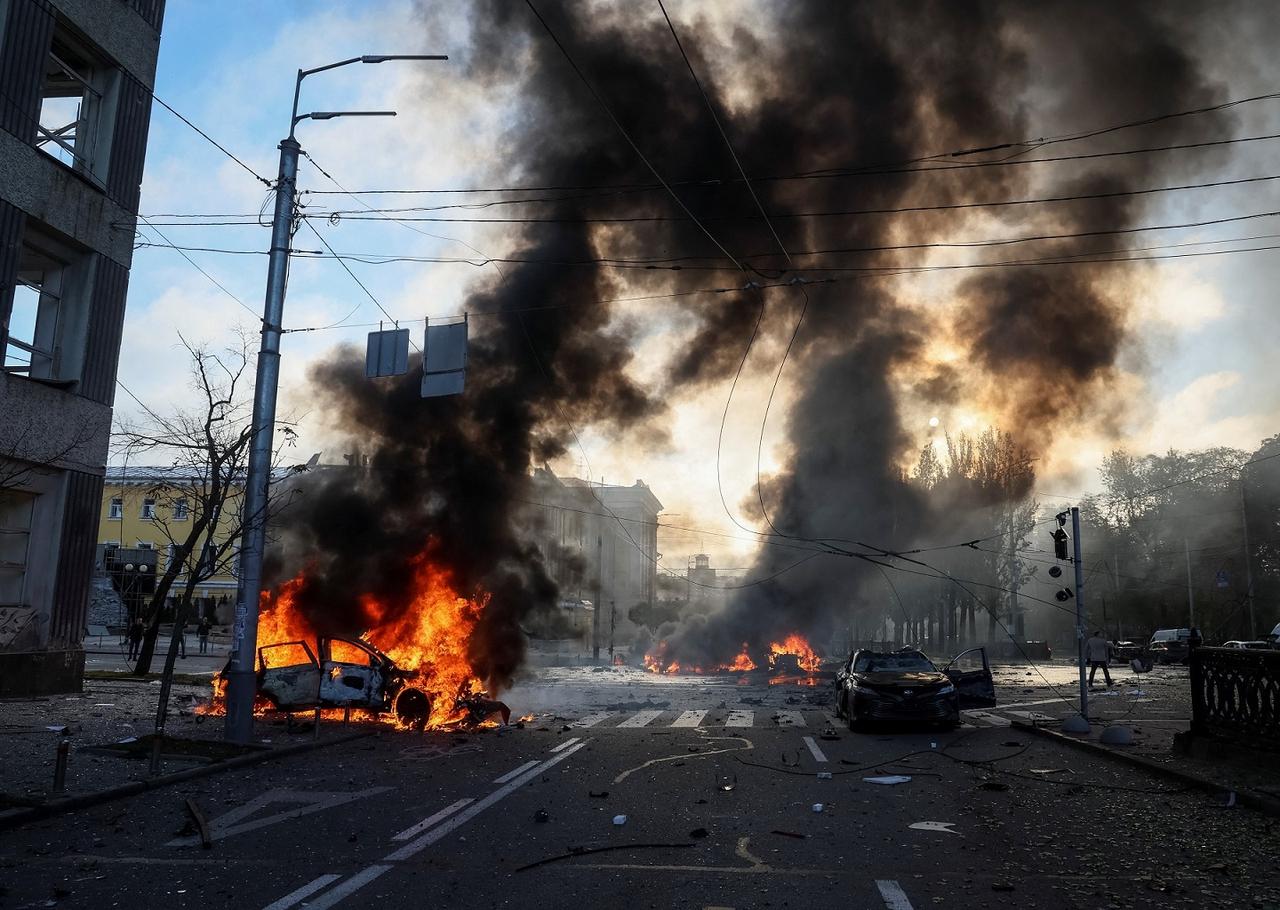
[0,672,365,817]
[989,660,1280,807]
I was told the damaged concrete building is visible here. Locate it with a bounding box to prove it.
[0,0,166,694]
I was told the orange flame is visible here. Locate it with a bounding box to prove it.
[714,643,757,672]
[768,633,820,672]
[642,641,681,674]
[201,550,492,729]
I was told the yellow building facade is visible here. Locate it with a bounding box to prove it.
[97,467,243,605]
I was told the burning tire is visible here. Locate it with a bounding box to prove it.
[394,687,433,729]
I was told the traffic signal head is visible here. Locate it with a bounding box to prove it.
[1051,527,1070,560]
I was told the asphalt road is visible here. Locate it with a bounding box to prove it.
[1,669,1276,910]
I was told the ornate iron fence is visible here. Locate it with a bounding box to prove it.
[1190,647,1280,748]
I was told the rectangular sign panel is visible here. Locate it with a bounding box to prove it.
[365,328,410,378]
[421,316,467,398]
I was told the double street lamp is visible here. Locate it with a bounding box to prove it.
[224,54,446,744]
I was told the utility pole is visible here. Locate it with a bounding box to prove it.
[1183,538,1196,631]
[592,534,603,662]
[1071,508,1088,720]
[222,54,445,745]
[1241,477,1256,638]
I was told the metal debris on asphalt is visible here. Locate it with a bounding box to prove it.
[863,775,911,785]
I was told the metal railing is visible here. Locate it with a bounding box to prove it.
[1190,646,1280,749]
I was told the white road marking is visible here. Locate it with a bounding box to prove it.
[671,709,708,727]
[876,879,915,910]
[995,696,1073,710]
[304,865,393,910]
[617,709,664,728]
[962,710,1011,727]
[384,740,589,861]
[493,761,541,784]
[391,798,474,841]
[774,710,805,727]
[1006,710,1056,722]
[168,788,390,847]
[725,710,754,728]
[550,736,581,752]
[802,735,828,763]
[260,874,340,910]
[572,712,613,728]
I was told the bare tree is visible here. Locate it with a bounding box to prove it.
[112,333,304,674]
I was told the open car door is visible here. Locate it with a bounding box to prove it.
[943,647,996,709]
[257,641,322,711]
[318,638,388,709]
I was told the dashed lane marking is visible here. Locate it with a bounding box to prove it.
[572,712,613,728]
[392,798,474,841]
[725,710,754,728]
[493,761,541,784]
[671,710,708,727]
[168,788,390,848]
[876,879,915,909]
[550,736,581,752]
[802,735,828,763]
[617,709,664,728]
[305,865,393,910]
[261,874,340,910]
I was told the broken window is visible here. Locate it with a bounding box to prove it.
[108,497,123,520]
[36,29,119,180]
[3,223,91,383]
[0,491,35,608]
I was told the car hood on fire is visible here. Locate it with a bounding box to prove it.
[852,670,948,689]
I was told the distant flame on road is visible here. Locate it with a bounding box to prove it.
[768,633,820,672]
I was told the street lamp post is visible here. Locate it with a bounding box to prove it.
[224,54,446,745]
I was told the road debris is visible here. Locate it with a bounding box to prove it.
[612,814,627,826]
[812,803,824,813]
[863,775,911,785]
[689,827,709,838]
[909,821,959,834]
[588,790,609,798]
[533,809,550,823]
[770,830,808,839]
[183,798,212,849]
[514,842,695,873]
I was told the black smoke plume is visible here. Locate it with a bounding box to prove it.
[272,2,1232,679]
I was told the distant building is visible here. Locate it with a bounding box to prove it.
[0,0,166,695]
[526,469,663,626]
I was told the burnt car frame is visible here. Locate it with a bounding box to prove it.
[256,636,431,727]
[833,647,996,730]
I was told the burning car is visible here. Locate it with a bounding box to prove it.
[256,636,434,727]
[833,647,996,729]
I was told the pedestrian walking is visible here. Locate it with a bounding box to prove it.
[197,616,211,654]
[126,617,144,661]
[1086,629,1113,687]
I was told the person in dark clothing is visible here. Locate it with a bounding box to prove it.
[197,616,211,654]
[126,617,144,661]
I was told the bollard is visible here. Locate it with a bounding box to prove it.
[53,739,69,794]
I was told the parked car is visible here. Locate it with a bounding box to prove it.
[1148,628,1192,664]
[1268,622,1280,649]
[1222,640,1271,650]
[833,647,995,730]
[256,636,431,727]
[1113,640,1144,662]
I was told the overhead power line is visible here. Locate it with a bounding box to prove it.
[150,93,272,188]
[523,0,747,273]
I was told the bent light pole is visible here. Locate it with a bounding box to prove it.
[224,54,446,745]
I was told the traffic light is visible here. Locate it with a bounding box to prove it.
[1051,527,1070,560]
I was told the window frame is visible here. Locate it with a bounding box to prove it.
[108,497,123,520]
[34,25,121,184]
[140,498,156,520]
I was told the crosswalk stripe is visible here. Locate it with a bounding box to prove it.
[773,710,805,727]
[671,709,708,727]
[725,709,753,728]
[617,709,664,728]
[876,879,915,909]
[802,735,828,763]
[572,712,613,728]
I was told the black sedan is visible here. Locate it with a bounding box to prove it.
[833,647,996,730]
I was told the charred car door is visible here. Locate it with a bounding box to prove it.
[318,638,387,708]
[943,647,996,708]
[258,641,322,711]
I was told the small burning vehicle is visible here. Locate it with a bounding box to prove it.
[257,636,434,727]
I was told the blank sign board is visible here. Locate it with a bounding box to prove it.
[365,328,410,378]
[421,317,467,398]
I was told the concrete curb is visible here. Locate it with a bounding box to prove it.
[1011,720,1280,818]
[0,730,374,832]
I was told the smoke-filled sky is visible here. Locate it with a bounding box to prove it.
[120,0,1280,585]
